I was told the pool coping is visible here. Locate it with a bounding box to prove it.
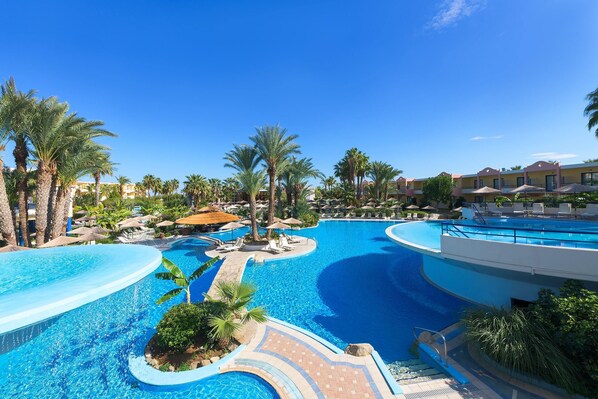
[0,245,163,335]
[384,222,442,256]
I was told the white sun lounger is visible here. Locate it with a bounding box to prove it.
[279,237,295,251]
[219,237,244,252]
[512,203,525,215]
[557,203,572,218]
[531,203,544,216]
[266,240,285,254]
[581,204,598,218]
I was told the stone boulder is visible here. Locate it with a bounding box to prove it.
[201,359,212,367]
[344,343,374,357]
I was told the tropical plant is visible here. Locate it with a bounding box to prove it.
[90,151,115,206]
[422,174,454,206]
[281,157,322,209]
[584,87,598,138]
[236,169,266,241]
[205,281,267,346]
[463,307,580,393]
[183,174,209,208]
[155,256,220,305]
[366,161,402,201]
[1,78,36,246]
[116,175,131,198]
[156,303,204,352]
[251,125,300,238]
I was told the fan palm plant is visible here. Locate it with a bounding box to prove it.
[584,87,598,138]
[155,256,220,305]
[250,125,300,237]
[205,281,267,346]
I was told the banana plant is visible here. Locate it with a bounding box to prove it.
[155,255,220,304]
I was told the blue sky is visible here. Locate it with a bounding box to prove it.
[2,0,597,183]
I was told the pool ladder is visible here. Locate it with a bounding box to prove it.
[413,326,448,367]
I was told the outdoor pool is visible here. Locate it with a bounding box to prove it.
[242,220,467,362]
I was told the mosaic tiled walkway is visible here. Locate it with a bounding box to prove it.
[221,320,398,399]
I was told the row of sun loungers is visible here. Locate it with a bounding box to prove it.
[480,203,598,218]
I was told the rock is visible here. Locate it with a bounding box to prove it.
[201,359,212,367]
[189,362,197,370]
[168,365,175,372]
[344,343,374,357]
[209,356,220,363]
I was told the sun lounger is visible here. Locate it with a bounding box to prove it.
[581,203,598,219]
[486,203,502,216]
[557,203,572,218]
[218,237,244,252]
[280,237,295,251]
[512,203,525,215]
[531,203,544,216]
[265,239,285,254]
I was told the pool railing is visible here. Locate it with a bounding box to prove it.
[441,222,598,249]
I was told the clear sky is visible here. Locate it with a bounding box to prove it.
[2,0,598,183]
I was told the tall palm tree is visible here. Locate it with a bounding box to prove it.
[321,176,336,192]
[90,152,115,206]
[223,177,240,202]
[367,161,402,202]
[141,174,157,197]
[584,87,598,138]
[0,113,17,245]
[183,174,209,208]
[236,169,266,241]
[208,178,223,204]
[224,144,263,239]
[116,175,131,198]
[162,178,179,196]
[250,125,300,237]
[282,157,322,208]
[1,78,36,246]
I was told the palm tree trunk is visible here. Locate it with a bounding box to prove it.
[94,171,101,206]
[249,195,260,241]
[35,161,53,246]
[0,157,17,246]
[13,140,30,246]
[46,175,58,242]
[51,186,68,239]
[266,168,275,239]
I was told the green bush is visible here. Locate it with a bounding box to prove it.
[464,306,582,394]
[156,303,203,352]
[195,301,227,344]
[299,211,319,227]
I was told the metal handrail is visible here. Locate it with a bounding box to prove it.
[469,203,486,224]
[441,222,598,248]
[413,326,448,366]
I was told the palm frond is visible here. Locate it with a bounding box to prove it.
[189,256,220,281]
[155,288,183,305]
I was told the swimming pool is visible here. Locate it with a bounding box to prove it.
[242,221,467,362]
[0,239,278,398]
[388,218,598,252]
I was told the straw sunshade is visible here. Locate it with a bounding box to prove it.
[266,222,291,230]
[406,205,420,210]
[69,226,109,235]
[39,236,81,248]
[77,232,109,242]
[0,245,33,253]
[156,220,175,227]
[472,186,501,194]
[361,205,374,210]
[272,217,283,223]
[282,218,303,225]
[509,184,545,194]
[240,219,252,226]
[176,211,240,225]
[119,220,145,229]
[422,205,437,211]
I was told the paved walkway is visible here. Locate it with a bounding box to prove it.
[204,236,316,298]
[222,319,398,399]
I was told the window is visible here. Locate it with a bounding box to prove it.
[545,175,557,191]
[582,172,598,186]
[516,177,524,187]
[474,196,483,203]
[493,178,499,189]
[473,180,478,189]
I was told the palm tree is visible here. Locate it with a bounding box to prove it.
[236,169,266,241]
[183,174,209,208]
[162,178,179,196]
[282,157,322,208]
[155,255,220,304]
[584,87,598,138]
[205,281,267,346]
[0,134,16,245]
[250,125,300,237]
[90,152,115,206]
[1,78,36,246]
[367,161,402,201]
[208,178,223,204]
[116,175,131,198]
[141,174,157,197]
[321,176,336,192]
[224,144,262,239]
[223,177,240,202]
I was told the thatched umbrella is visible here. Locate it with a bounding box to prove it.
[220,221,245,241]
[266,221,290,236]
[554,183,598,194]
[156,220,175,227]
[240,219,252,226]
[197,205,223,213]
[68,226,93,235]
[509,184,545,207]
[406,205,419,210]
[422,205,437,211]
[282,217,303,225]
[176,211,240,225]
[77,232,109,243]
[39,236,81,248]
[119,220,145,229]
[0,245,33,253]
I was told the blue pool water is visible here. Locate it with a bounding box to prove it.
[389,218,598,252]
[0,239,278,398]
[242,220,467,362]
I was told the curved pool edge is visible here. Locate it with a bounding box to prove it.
[0,245,163,335]
[384,222,442,257]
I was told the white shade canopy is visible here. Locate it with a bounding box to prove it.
[156,220,175,227]
[509,184,545,194]
[282,217,303,225]
[266,222,291,230]
[554,183,598,194]
[472,186,501,194]
[220,221,245,230]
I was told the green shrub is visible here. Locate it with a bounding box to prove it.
[299,211,319,227]
[463,307,581,393]
[156,303,203,352]
[195,300,227,344]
